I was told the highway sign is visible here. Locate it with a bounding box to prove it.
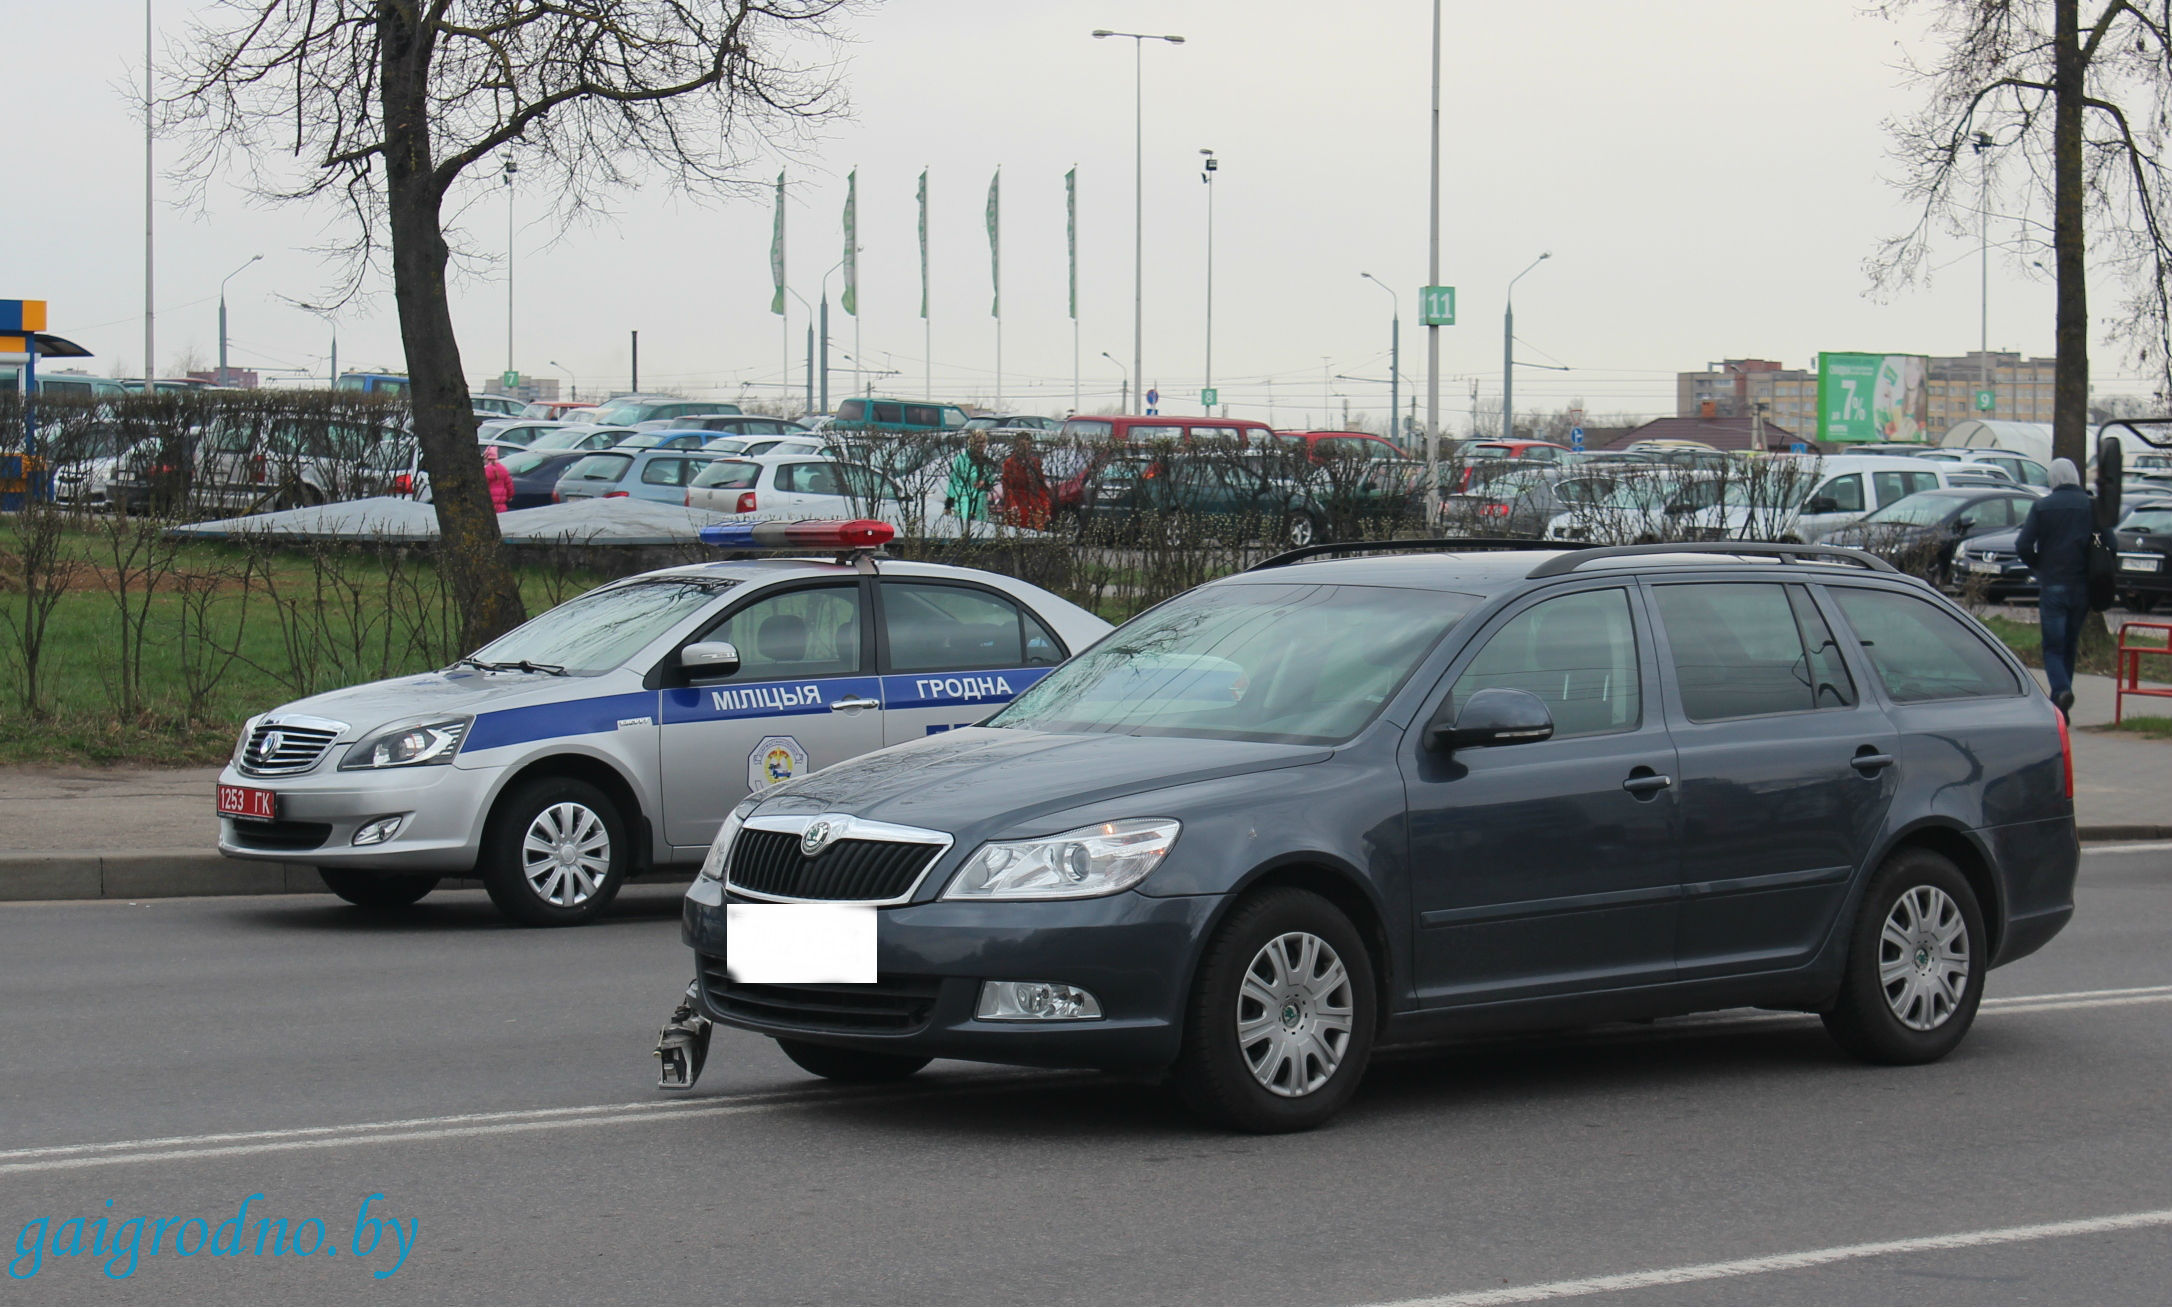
[1201,387,1218,407]
[1420,285,1456,327]
[500,370,520,390]
[1976,388,1996,412]
[1570,426,1585,452]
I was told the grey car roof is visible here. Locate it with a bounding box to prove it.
[1218,546,1915,595]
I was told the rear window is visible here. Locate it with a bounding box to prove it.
[1063,420,1114,441]
[1830,587,2021,703]
[691,460,761,489]
[562,453,633,483]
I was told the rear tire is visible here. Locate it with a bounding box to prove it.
[317,868,439,909]
[1284,513,1321,548]
[777,1038,931,1083]
[1171,888,1376,1133]
[1821,848,1986,1065]
[480,777,631,927]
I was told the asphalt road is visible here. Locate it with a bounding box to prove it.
[4,849,2171,1305]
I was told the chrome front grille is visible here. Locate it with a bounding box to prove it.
[239,715,347,776]
[724,813,951,906]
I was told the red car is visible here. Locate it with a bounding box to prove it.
[1465,439,1574,463]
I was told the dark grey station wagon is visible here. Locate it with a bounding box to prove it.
[682,542,2078,1131]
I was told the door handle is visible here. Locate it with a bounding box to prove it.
[828,696,880,712]
[1851,748,1896,774]
[1621,770,1673,797]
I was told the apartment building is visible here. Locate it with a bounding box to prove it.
[1678,352,2055,438]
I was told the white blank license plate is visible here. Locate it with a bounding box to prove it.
[725,903,876,983]
[2119,553,2161,574]
[1965,560,2003,575]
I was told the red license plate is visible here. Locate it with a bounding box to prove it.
[216,784,278,821]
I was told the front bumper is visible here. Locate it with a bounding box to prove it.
[680,878,1220,1071]
[216,760,498,873]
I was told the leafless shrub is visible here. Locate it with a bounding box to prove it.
[0,498,78,715]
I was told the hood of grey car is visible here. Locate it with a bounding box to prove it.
[757,726,1332,834]
[266,667,588,737]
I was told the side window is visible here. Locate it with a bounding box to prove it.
[705,586,863,682]
[1653,583,1824,721]
[1830,587,2021,702]
[902,404,940,427]
[872,402,904,424]
[1789,587,1856,708]
[1872,470,1911,506]
[836,400,866,422]
[641,458,692,486]
[1905,470,1940,496]
[1450,588,1641,739]
[882,582,1044,672]
[1817,473,1865,513]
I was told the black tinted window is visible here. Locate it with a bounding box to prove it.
[1452,588,1641,738]
[1831,587,2021,702]
[1655,583,1830,721]
[836,401,865,421]
[873,402,904,423]
[882,583,1038,672]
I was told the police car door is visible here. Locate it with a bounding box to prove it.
[875,580,1067,742]
[656,580,882,851]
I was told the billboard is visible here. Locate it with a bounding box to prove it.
[1818,352,1929,444]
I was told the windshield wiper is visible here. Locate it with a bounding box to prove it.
[453,657,568,676]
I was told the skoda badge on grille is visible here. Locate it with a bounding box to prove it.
[801,819,837,856]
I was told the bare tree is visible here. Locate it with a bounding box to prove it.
[164,0,846,645]
[1873,0,2172,467]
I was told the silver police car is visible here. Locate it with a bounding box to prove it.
[215,538,1110,925]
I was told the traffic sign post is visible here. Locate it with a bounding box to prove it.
[1145,386,1159,416]
[1570,426,1585,453]
[1975,388,1996,413]
[500,370,520,391]
[1420,285,1456,327]
[1200,387,1217,407]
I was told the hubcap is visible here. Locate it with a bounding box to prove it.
[520,802,612,908]
[1236,931,1354,1098]
[1879,884,1970,1031]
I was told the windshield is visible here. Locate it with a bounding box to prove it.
[527,429,602,451]
[588,402,647,426]
[989,582,1477,745]
[2124,508,2172,533]
[468,578,735,674]
[1865,493,1963,526]
[502,449,561,476]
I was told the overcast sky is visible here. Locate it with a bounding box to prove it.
[4,1,2140,428]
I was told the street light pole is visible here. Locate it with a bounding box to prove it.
[821,255,850,412]
[1093,29,1186,414]
[1361,273,1400,447]
[1975,131,1993,400]
[1200,149,1217,408]
[549,359,574,401]
[1503,251,1550,439]
[144,0,154,386]
[1425,0,1442,524]
[504,157,518,383]
[216,253,262,386]
[297,303,338,385]
[1102,350,1129,414]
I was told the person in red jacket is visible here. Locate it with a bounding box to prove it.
[482,446,513,513]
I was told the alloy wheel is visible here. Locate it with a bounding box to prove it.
[521,801,612,908]
[1236,930,1354,1097]
[1879,885,1971,1031]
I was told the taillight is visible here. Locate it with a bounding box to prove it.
[1479,502,1510,518]
[551,490,562,503]
[392,473,412,494]
[605,490,629,498]
[684,491,692,506]
[250,454,267,483]
[2056,709,2074,800]
[736,491,757,513]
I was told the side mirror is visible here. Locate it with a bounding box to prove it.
[1423,687,1556,753]
[679,641,740,678]
[1950,517,1975,533]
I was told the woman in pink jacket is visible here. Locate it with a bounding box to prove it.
[483,446,514,513]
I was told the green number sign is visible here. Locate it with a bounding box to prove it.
[1975,388,1996,413]
[1420,285,1456,327]
[500,370,520,390]
[1200,387,1218,407]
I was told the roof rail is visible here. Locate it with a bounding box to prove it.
[1523,541,1897,579]
[1247,538,1566,571]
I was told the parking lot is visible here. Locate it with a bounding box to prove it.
[4,844,2167,1304]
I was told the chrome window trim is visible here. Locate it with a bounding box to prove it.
[725,812,954,907]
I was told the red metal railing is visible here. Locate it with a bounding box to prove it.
[2114,620,2172,724]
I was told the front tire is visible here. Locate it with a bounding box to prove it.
[480,777,631,927]
[1172,888,1377,1133]
[1284,513,1321,548]
[318,868,439,909]
[1822,848,1986,1065]
[777,1038,931,1083]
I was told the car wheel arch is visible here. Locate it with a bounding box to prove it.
[1857,819,2007,964]
[1207,856,1398,1031]
[480,753,654,873]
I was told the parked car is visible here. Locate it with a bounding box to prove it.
[703,434,841,459]
[215,531,1112,924]
[684,455,908,519]
[631,415,808,436]
[500,449,587,510]
[522,425,634,454]
[832,397,970,432]
[583,395,739,427]
[1822,486,2044,584]
[1956,495,2172,604]
[1440,464,1616,538]
[477,419,565,447]
[612,430,728,453]
[1046,415,1278,513]
[116,417,394,512]
[552,448,724,504]
[518,400,597,421]
[1083,451,1325,547]
[962,414,1059,432]
[1274,430,1407,462]
[2114,502,2172,611]
[1466,439,1574,464]
[682,540,2075,1130]
[471,394,525,418]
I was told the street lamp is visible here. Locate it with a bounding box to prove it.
[786,287,816,414]
[1503,251,1551,439]
[1093,29,1186,414]
[820,253,854,411]
[1200,148,1217,409]
[295,302,338,385]
[549,359,575,401]
[1101,350,1130,414]
[217,253,263,386]
[504,157,518,383]
[1974,130,1994,403]
[1360,272,1400,450]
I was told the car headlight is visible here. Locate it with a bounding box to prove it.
[699,796,764,881]
[942,819,1180,901]
[231,715,260,767]
[338,716,472,770]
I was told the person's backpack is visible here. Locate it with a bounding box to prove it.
[2087,526,2119,612]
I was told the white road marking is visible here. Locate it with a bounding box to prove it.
[1400,1207,2172,1305]
[6,984,2168,1175]
[2084,841,2172,854]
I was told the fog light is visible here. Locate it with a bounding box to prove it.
[352,815,405,847]
[975,981,1102,1022]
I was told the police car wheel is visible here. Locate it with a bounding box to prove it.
[1172,888,1376,1134]
[776,1038,931,1083]
[481,778,630,927]
[317,869,439,909]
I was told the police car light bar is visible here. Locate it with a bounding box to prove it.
[697,519,896,550]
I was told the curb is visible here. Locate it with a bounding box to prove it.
[1,831,2162,904]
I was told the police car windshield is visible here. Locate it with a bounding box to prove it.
[989,582,1477,746]
[467,578,734,675]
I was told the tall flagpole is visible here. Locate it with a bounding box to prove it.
[1068,166,1080,413]
[918,167,931,401]
[770,171,788,406]
[987,167,1002,408]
